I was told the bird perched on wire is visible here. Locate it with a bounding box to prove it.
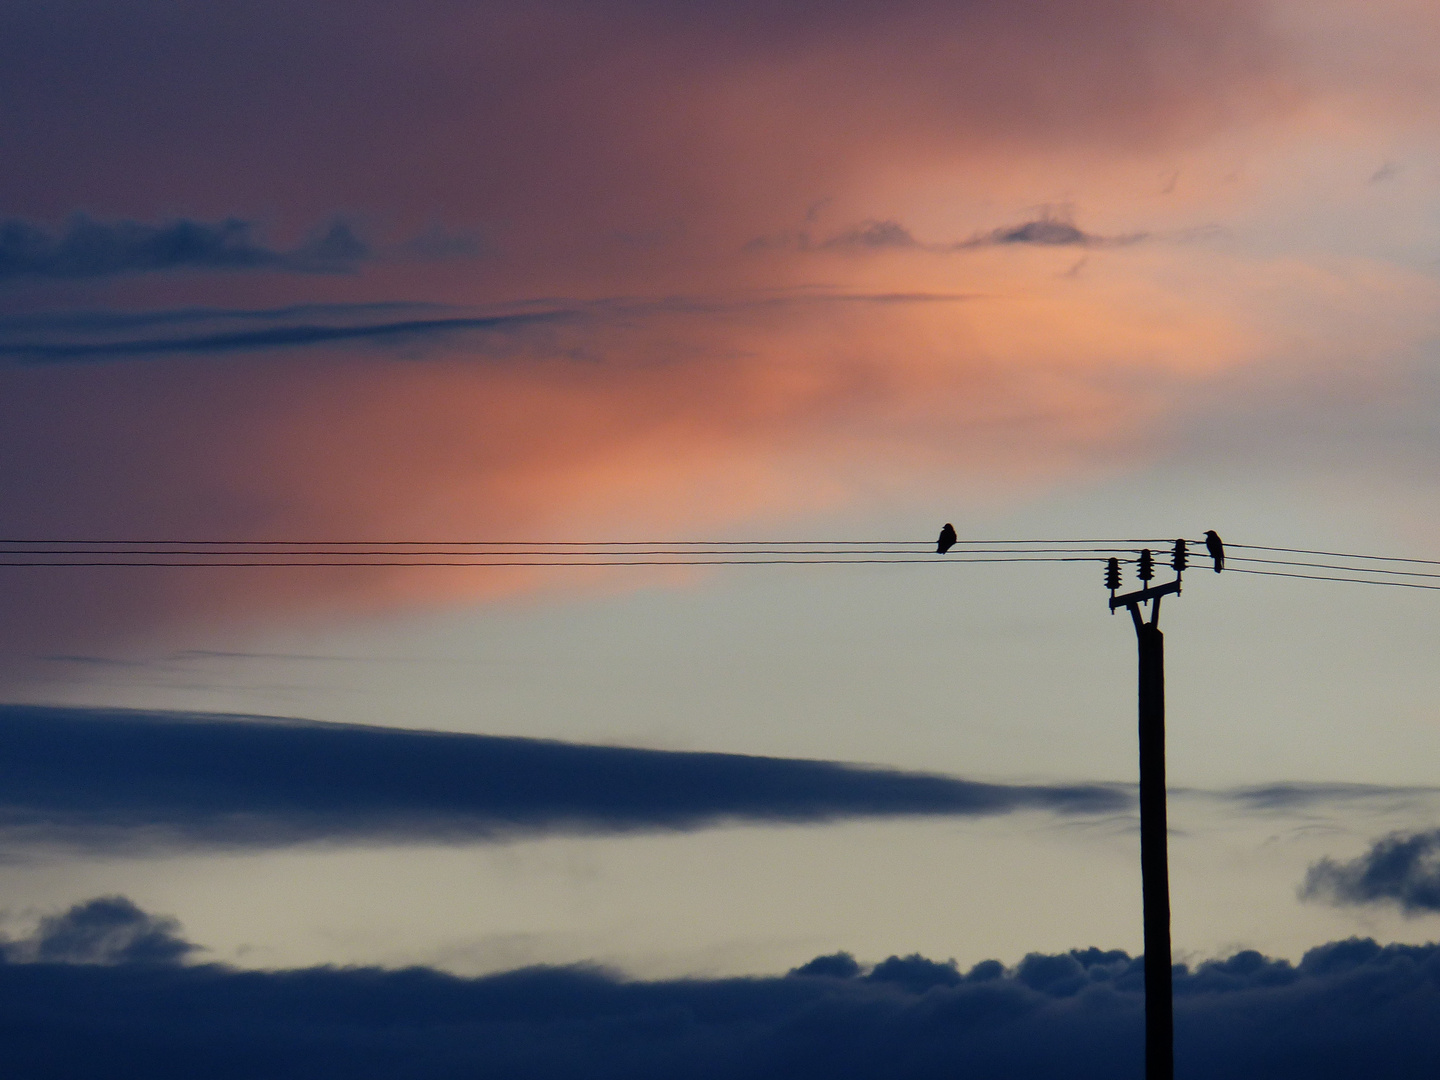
[1204,530,1224,573]
[937,523,957,555]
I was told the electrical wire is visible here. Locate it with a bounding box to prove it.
[0,546,1143,558]
[1227,556,1440,580]
[0,535,1433,595]
[0,556,1117,568]
[0,537,1181,547]
[1229,543,1440,567]
[1223,566,1440,591]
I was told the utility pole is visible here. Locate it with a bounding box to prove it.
[1106,539,1188,1080]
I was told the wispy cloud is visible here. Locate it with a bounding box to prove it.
[753,211,1146,255]
[1370,161,1403,184]
[0,302,446,335]
[0,292,971,364]
[0,311,576,363]
[0,706,1127,856]
[1214,782,1440,812]
[967,215,1130,249]
[36,654,153,670]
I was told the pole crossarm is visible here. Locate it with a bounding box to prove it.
[1109,578,1180,612]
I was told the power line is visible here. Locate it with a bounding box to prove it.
[0,556,1117,568]
[1231,543,1440,567]
[1228,556,1440,580]
[0,537,1180,547]
[0,546,1144,558]
[0,535,1434,593]
[1224,566,1440,591]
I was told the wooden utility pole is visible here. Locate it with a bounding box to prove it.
[1107,543,1186,1080]
[1135,614,1171,1080]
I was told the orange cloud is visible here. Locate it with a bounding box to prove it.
[2,0,1437,667]
[0,264,1263,658]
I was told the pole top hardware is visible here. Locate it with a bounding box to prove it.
[1104,557,1122,610]
[1109,577,1180,611]
[1106,537,1195,630]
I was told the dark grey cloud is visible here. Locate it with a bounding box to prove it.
[0,310,575,363]
[3,897,1439,1079]
[983,218,1095,246]
[1215,782,1440,812]
[396,224,489,260]
[1302,830,1440,914]
[0,301,445,336]
[818,220,925,251]
[2,896,195,965]
[1370,161,1402,184]
[949,211,1149,249]
[37,654,151,670]
[0,292,970,364]
[758,213,1146,254]
[0,705,1126,855]
[0,215,369,281]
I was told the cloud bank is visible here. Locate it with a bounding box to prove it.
[0,705,1126,855]
[4,896,1440,1079]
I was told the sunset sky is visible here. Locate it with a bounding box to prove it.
[3,2,1440,1073]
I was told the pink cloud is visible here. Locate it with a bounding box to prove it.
[0,0,1435,665]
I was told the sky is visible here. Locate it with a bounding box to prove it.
[3,0,1440,1074]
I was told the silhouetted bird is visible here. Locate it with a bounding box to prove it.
[1204,530,1224,573]
[937,523,957,555]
